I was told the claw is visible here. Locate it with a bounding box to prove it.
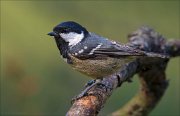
[71,79,102,104]
[71,93,88,104]
[84,79,96,88]
[71,79,113,104]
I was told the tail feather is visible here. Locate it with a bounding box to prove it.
[144,52,170,59]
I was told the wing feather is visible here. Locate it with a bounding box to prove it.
[70,33,168,60]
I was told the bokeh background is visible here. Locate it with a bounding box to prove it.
[1,1,179,115]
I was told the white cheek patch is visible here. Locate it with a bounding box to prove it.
[60,32,84,46]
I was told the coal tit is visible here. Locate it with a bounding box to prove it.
[48,21,167,78]
[48,21,167,98]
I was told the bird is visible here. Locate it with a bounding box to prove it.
[48,21,168,99]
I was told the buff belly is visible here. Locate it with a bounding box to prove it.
[69,55,132,79]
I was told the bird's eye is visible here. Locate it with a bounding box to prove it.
[61,28,69,33]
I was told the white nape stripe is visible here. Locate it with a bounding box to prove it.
[60,31,84,46]
[88,43,103,55]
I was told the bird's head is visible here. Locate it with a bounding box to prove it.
[48,21,88,46]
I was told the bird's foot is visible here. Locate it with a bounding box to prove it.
[71,79,113,104]
[84,79,96,88]
[71,92,88,104]
[71,79,102,104]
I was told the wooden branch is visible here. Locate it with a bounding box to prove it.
[112,57,169,116]
[66,26,180,116]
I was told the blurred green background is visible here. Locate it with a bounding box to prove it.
[1,1,179,116]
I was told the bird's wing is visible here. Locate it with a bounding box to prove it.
[92,42,146,57]
[70,33,168,60]
[71,40,146,60]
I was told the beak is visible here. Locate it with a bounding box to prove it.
[47,32,58,36]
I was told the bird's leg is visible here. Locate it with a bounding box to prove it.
[84,79,96,88]
[71,79,102,103]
